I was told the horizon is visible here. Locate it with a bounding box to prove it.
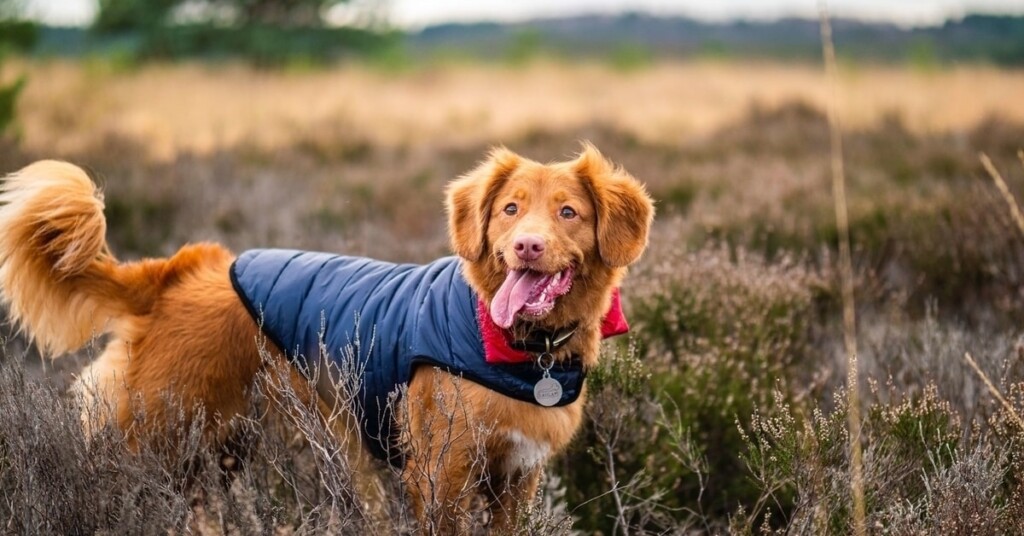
[22,0,1024,30]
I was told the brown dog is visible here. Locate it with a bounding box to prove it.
[0,144,653,533]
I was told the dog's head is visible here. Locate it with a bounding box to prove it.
[446,143,654,331]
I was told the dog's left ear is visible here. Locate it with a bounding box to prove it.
[446,147,521,261]
[575,143,655,268]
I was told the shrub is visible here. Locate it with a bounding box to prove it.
[0,338,584,534]
[555,243,820,532]
[741,383,1023,533]
[0,19,37,136]
[0,75,24,134]
[558,341,710,534]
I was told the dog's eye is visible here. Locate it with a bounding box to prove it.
[503,203,518,216]
[559,206,577,219]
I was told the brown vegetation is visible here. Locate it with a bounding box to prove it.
[2,59,1024,533]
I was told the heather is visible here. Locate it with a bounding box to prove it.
[2,60,1024,533]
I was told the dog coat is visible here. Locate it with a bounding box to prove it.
[229,249,627,463]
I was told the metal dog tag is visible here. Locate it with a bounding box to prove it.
[533,377,563,407]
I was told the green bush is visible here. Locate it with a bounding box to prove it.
[0,20,37,50]
[0,75,24,135]
[556,246,820,532]
[0,19,36,136]
[558,342,710,533]
[637,247,818,521]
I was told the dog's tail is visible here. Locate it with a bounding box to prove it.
[0,161,155,356]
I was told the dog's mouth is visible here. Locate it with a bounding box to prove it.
[490,265,575,329]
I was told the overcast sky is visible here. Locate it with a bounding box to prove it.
[25,0,1024,28]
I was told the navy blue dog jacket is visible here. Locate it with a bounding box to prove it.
[229,249,593,463]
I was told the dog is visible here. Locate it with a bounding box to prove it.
[0,143,653,533]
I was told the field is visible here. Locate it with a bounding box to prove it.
[3,58,1024,533]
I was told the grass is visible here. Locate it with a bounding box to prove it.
[2,58,1024,533]
[819,10,865,533]
[11,59,1024,156]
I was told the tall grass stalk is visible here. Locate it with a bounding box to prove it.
[818,4,866,535]
[980,153,1024,238]
[962,352,1024,431]
[973,152,1024,431]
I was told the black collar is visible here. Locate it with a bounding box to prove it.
[507,324,578,354]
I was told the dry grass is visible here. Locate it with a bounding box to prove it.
[13,59,1024,158]
[4,57,1024,533]
[819,9,865,533]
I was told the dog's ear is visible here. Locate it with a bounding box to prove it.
[575,143,655,268]
[446,147,521,261]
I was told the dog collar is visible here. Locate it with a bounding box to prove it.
[479,288,629,365]
[507,324,578,354]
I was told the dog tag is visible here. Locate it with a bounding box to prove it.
[533,377,563,407]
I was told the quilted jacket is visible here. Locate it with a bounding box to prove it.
[229,249,588,463]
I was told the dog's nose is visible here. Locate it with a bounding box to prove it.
[513,235,546,261]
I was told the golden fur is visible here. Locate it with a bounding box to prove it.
[0,145,653,533]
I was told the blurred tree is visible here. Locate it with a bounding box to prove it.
[95,0,348,31]
[0,0,35,51]
[94,0,179,32]
[222,0,347,27]
[0,0,21,18]
[92,0,395,66]
[0,0,36,136]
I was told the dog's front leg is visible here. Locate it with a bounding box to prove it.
[403,367,487,535]
[402,448,476,534]
[483,463,542,534]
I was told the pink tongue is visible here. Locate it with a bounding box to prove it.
[490,270,546,328]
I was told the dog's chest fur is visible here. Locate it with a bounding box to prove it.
[502,429,552,475]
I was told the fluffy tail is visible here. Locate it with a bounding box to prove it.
[0,161,135,356]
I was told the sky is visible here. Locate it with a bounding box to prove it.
[24,0,1024,29]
